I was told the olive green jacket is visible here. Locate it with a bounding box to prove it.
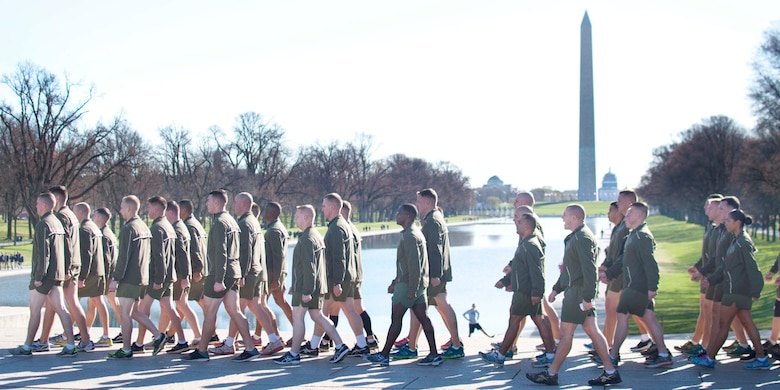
[723,230,764,299]
[421,209,452,281]
[395,224,429,295]
[508,234,546,298]
[78,219,104,280]
[184,215,208,277]
[324,215,355,287]
[291,226,327,296]
[113,216,152,285]
[171,219,192,281]
[101,225,118,281]
[264,218,288,286]
[207,211,241,283]
[553,224,599,302]
[621,223,660,293]
[57,206,82,278]
[31,211,66,285]
[237,212,266,280]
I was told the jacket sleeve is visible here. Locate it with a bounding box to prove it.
[578,237,598,302]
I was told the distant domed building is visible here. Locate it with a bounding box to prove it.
[484,175,509,189]
[598,169,619,201]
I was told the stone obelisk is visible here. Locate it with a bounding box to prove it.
[578,11,596,201]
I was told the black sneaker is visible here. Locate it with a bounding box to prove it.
[630,340,653,353]
[152,333,167,356]
[740,350,758,363]
[274,351,301,365]
[185,349,210,361]
[348,345,371,357]
[166,334,176,344]
[367,338,379,351]
[641,343,659,357]
[588,370,622,386]
[300,342,319,357]
[74,333,81,342]
[233,348,260,362]
[166,342,191,354]
[112,333,123,343]
[526,370,558,385]
[330,344,350,363]
[210,334,220,343]
[131,343,146,354]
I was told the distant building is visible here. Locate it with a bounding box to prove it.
[598,169,619,201]
[483,175,511,190]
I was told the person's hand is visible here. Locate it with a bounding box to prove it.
[648,290,658,300]
[503,265,512,274]
[531,296,541,306]
[580,300,594,311]
[387,283,395,293]
[108,280,118,292]
[270,281,280,291]
[598,271,608,284]
[153,283,162,290]
[78,280,86,288]
[34,280,42,288]
[691,271,702,282]
[548,291,558,303]
[765,272,775,281]
[431,277,441,287]
[495,280,504,289]
[181,278,191,289]
[214,282,226,293]
[333,284,342,297]
[688,266,698,275]
[505,284,513,292]
[193,272,202,282]
[701,279,710,289]
[302,294,312,303]
[598,265,607,272]
[239,278,245,287]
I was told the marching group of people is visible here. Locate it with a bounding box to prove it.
[1,251,24,270]
[7,185,779,386]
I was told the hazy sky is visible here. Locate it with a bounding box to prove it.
[1,0,778,192]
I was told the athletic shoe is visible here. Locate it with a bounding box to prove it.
[166,342,191,354]
[209,334,220,343]
[8,346,32,356]
[165,334,176,344]
[744,357,771,370]
[533,354,555,368]
[690,355,715,368]
[106,348,133,360]
[591,353,620,367]
[261,340,285,356]
[526,370,558,385]
[365,352,390,366]
[583,342,594,351]
[300,342,319,357]
[329,344,350,363]
[367,338,379,351]
[57,346,78,357]
[769,344,780,360]
[723,340,739,352]
[208,343,235,355]
[505,349,514,360]
[95,336,113,347]
[390,344,418,360]
[49,334,68,347]
[727,345,753,357]
[30,339,49,352]
[587,370,622,386]
[479,350,504,368]
[740,350,757,363]
[683,344,705,357]
[78,340,95,352]
[441,345,465,359]
[112,333,123,343]
[440,339,453,350]
[274,351,301,365]
[233,348,260,362]
[74,333,81,341]
[185,349,210,361]
[630,339,654,353]
[319,339,333,352]
[348,344,370,358]
[675,340,696,352]
[645,353,673,368]
[416,354,443,366]
[252,335,263,347]
[152,333,167,356]
[393,337,409,348]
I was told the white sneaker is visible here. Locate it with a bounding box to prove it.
[208,342,235,355]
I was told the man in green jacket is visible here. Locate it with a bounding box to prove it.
[365,204,441,367]
[9,192,75,357]
[274,205,350,365]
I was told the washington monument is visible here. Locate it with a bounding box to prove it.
[578,11,596,201]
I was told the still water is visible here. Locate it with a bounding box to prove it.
[0,216,613,340]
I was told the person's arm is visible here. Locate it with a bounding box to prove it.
[78,227,93,281]
[211,222,228,284]
[424,220,444,279]
[529,244,546,299]
[325,225,347,287]
[404,233,423,298]
[578,237,598,302]
[112,227,130,282]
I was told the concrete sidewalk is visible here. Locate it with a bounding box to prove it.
[1,306,779,389]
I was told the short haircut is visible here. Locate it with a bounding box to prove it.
[721,196,740,210]
[48,185,68,200]
[265,202,281,215]
[122,195,141,212]
[180,199,194,214]
[519,213,538,230]
[73,202,91,216]
[516,205,534,215]
[167,201,180,214]
[728,209,753,227]
[38,192,56,208]
[342,200,352,212]
[619,190,637,202]
[609,201,618,210]
[400,203,418,219]
[516,192,535,206]
[708,193,724,200]
[566,204,586,221]
[147,196,167,211]
[251,202,261,218]
[417,188,438,204]
[95,207,112,220]
[296,204,316,220]
[236,192,253,206]
[209,189,228,204]
[631,201,649,217]
[324,192,343,209]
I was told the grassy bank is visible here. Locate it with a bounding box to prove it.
[650,215,778,334]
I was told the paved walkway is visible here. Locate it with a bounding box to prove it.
[1,306,779,389]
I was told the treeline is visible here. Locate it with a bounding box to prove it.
[0,63,473,238]
[638,25,780,240]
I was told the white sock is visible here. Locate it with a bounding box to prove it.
[269,334,281,343]
[289,350,299,357]
[356,334,367,348]
[605,369,616,374]
[225,337,235,346]
[641,334,651,342]
[310,336,322,348]
[546,353,555,359]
